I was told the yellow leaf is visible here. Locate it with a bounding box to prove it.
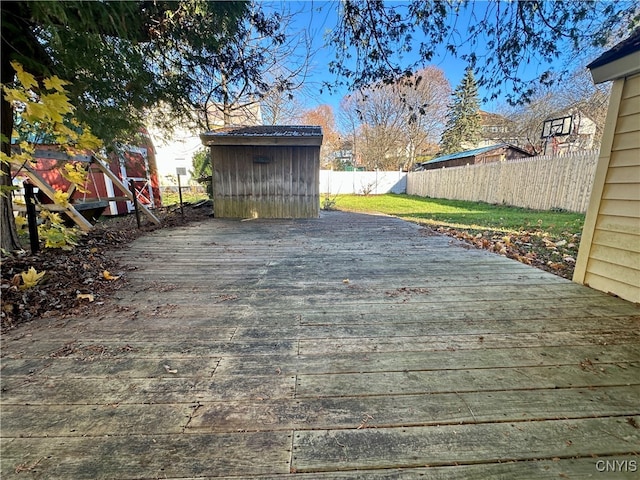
[77,130,103,151]
[60,163,89,193]
[2,87,29,104]
[20,267,46,289]
[11,61,37,90]
[24,102,48,122]
[40,92,74,121]
[7,151,34,168]
[15,216,28,229]
[54,123,79,140]
[40,210,63,224]
[43,75,70,93]
[18,141,35,155]
[53,190,70,207]
[103,270,120,281]
[0,151,11,166]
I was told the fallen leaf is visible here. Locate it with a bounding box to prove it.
[77,293,94,302]
[102,270,120,281]
[20,267,46,289]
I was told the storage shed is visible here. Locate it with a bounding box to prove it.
[200,126,322,219]
[573,28,640,303]
[417,143,532,170]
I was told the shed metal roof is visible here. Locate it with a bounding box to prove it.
[201,125,323,146]
[423,144,515,165]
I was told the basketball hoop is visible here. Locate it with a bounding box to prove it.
[541,116,573,139]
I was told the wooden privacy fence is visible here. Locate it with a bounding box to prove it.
[407,151,599,212]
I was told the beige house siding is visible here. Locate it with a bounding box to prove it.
[573,73,640,303]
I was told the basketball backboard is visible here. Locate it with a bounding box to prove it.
[541,116,573,138]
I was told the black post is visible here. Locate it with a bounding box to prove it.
[23,183,39,254]
[177,173,184,218]
[129,179,141,228]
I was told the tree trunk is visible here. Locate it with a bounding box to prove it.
[1,58,21,252]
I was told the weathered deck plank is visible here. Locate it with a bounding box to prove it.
[1,403,193,437]
[186,385,640,433]
[294,364,640,398]
[291,417,640,473]
[1,374,297,405]
[1,432,292,479]
[215,344,640,374]
[1,211,639,479]
[153,457,640,480]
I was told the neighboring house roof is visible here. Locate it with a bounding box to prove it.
[588,27,640,83]
[479,110,511,125]
[423,144,530,166]
[201,125,323,146]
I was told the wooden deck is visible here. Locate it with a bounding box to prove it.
[1,211,639,479]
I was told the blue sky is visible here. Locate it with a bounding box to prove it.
[285,0,478,110]
[272,0,625,115]
[278,1,518,112]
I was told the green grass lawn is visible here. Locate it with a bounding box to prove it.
[161,190,208,207]
[331,194,585,237]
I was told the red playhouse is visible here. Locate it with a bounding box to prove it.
[12,131,162,229]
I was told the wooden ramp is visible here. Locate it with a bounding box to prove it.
[1,211,639,479]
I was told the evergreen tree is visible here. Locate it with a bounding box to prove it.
[439,68,481,155]
[191,149,213,199]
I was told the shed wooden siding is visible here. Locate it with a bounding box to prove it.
[211,144,319,219]
[421,145,531,170]
[475,146,530,164]
[573,73,640,303]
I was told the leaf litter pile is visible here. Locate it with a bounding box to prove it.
[430,225,580,279]
[1,203,211,332]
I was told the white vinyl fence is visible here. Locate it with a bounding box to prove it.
[320,170,407,195]
[407,151,599,212]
